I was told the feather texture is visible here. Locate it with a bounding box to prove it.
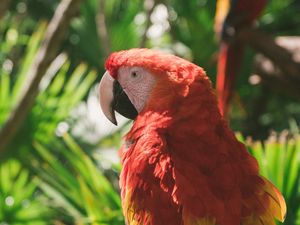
[105,48,286,225]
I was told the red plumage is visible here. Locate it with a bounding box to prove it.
[215,0,268,116]
[105,48,286,225]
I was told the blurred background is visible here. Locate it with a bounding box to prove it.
[0,0,299,224]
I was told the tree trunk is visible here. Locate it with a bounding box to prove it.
[0,0,11,20]
[0,0,83,155]
[253,36,300,100]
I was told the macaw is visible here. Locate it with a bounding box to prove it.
[215,0,268,116]
[99,48,286,225]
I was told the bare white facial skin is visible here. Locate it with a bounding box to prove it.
[117,66,157,113]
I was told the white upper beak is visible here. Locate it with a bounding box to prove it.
[99,71,117,125]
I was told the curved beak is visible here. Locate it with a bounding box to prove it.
[99,71,138,126]
[99,71,117,125]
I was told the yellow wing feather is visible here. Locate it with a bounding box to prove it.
[182,207,216,225]
[242,176,286,225]
[261,176,287,222]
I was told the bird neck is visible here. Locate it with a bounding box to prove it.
[125,75,236,151]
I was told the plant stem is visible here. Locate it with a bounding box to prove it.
[97,0,111,58]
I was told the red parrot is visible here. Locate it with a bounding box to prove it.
[99,48,286,225]
[215,0,268,116]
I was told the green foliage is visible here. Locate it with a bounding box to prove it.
[0,19,97,157]
[67,0,143,70]
[0,21,47,124]
[0,159,52,224]
[1,0,300,224]
[9,0,300,136]
[248,132,300,225]
[27,133,123,225]
[20,130,300,225]
[261,0,300,34]
[169,0,217,69]
[237,131,300,225]
[232,0,300,137]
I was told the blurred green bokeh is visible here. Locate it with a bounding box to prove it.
[0,0,299,224]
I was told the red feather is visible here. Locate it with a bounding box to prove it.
[215,0,268,116]
[105,48,286,225]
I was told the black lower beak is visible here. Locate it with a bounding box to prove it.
[112,80,138,120]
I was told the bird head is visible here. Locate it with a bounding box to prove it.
[99,48,211,125]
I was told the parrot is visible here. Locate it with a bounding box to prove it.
[99,48,286,225]
[215,0,268,116]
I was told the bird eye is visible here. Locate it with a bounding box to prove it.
[130,70,142,80]
[131,71,138,78]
